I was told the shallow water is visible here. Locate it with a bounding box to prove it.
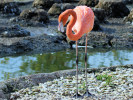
[0,48,133,81]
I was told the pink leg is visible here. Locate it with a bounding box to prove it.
[83,33,92,97]
[73,41,83,98]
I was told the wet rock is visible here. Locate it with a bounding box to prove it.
[95,0,130,18]
[92,8,105,23]
[93,16,101,31]
[111,35,133,48]
[87,32,114,48]
[48,3,75,16]
[124,9,133,23]
[19,8,49,23]
[32,0,61,9]
[0,2,21,15]
[122,0,133,4]
[78,0,99,7]
[48,3,61,16]
[76,32,114,48]
[0,25,30,37]
[62,0,79,3]
[0,34,70,56]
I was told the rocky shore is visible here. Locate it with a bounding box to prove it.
[10,67,133,100]
[0,0,133,56]
[0,64,132,100]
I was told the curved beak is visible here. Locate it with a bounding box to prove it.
[58,21,64,33]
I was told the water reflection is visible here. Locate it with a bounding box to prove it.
[0,48,133,81]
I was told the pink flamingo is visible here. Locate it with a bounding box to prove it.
[58,6,94,98]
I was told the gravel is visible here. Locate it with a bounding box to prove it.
[10,67,133,100]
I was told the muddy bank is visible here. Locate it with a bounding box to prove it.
[0,64,133,99]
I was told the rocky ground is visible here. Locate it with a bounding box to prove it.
[0,64,132,100]
[10,67,133,100]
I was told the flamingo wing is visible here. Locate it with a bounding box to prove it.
[72,6,94,35]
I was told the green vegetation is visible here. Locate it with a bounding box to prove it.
[1,57,9,64]
[96,74,113,86]
[79,82,86,91]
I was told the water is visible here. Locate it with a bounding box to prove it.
[0,48,133,81]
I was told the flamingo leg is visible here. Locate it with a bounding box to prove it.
[83,33,92,97]
[73,41,83,98]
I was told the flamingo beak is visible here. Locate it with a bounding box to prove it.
[58,21,64,33]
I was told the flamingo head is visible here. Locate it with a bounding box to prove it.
[58,21,64,33]
[58,11,69,32]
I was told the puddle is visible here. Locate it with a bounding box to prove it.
[0,48,133,81]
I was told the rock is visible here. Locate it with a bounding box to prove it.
[100,82,106,87]
[0,2,21,15]
[92,8,105,23]
[20,8,49,23]
[110,36,133,48]
[124,9,133,23]
[95,0,130,18]
[122,0,133,4]
[48,3,75,16]
[0,90,6,99]
[0,33,69,56]
[0,25,30,37]
[78,0,99,7]
[62,0,79,3]
[48,3,61,16]
[78,32,114,48]
[93,16,101,31]
[32,0,61,9]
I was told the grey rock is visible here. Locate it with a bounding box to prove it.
[92,8,105,23]
[124,9,133,23]
[0,2,21,16]
[78,0,99,7]
[48,3,75,16]
[32,0,61,9]
[95,0,130,18]
[0,25,30,37]
[19,8,49,23]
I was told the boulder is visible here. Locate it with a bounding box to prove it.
[124,9,133,23]
[95,0,130,18]
[0,25,30,37]
[78,0,99,7]
[32,0,61,9]
[62,0,79,3]
[93,16,101,31]
[0,2,21,15]
[78,32,114,48]
[122,0,133,4]
[92,8,105,23]
[20,8,49,23]
[48,3,75,16]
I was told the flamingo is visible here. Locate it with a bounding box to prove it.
[58,6,94,98]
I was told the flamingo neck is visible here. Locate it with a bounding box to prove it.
[61,9,83,41]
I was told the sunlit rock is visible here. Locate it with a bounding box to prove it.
[48,3,75,16]
[32,0,61,9]
[95,0,130,18]
[78,0,99,7]
[20,8,49,23]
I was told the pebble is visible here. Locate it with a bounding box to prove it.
[10,68,133,100]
